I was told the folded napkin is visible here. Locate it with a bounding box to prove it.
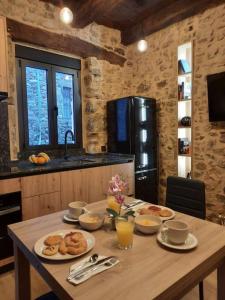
[68,255,119,285]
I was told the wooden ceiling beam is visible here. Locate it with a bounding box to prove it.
[121,0,224,45]
[6,18,126,66]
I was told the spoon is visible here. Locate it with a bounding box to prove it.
[74,257,118,280]
[69,253,99,278]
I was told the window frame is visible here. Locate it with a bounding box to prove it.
[16,46,82,151]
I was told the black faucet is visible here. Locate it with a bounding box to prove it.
[64,130,75,159]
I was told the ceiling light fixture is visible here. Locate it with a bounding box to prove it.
[137,39,148,52]
[59,7,73,24]
[137,23,148,53]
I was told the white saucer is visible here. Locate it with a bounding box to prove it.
[63,208,89,223]
[157,232,198,250]
[63,214,79,223]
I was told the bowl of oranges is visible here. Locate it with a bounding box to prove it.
[29,152,50,165]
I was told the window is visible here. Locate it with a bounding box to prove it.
[16,46,82,150]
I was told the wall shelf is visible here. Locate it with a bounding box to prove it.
[178,126,191,129]
[178,99,192,102]
[178,72,192,77]
[178,154,191,157]
[177,42,193,178]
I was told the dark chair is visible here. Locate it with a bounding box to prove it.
[166,176,206,300]
[36,292,59,300]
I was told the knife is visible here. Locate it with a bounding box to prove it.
[68,256,117,279]
[123,200,144,209]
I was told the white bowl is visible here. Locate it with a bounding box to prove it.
[79,212,104,231]
[135,215,162,234]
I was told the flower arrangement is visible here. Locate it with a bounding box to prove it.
[106,174,134,218]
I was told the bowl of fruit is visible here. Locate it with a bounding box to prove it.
[28,152,50,165]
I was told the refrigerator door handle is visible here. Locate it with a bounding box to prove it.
[137,176,147,181]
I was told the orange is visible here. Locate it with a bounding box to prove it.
[32,156,38,164]
[37,156,46,164]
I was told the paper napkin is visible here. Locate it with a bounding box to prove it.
[68,255,119,285]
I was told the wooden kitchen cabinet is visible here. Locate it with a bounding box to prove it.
[60,162,135,208]
[60,169,88,209]
[21,172,60,198]
[22,192,61,220]
[0,178,21,194]
[0,16,8,92]
[21,172,61,220]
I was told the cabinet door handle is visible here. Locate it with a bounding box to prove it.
[137,176,147,181]
[0,206,20,216]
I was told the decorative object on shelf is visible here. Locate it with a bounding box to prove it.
[178,138,190,155]
[106,175,134,229]
[178,82,184,100]
[180,116,191,126]
[186,171,192,179]
[178,59,191,74]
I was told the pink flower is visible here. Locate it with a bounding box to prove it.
[115,194,125,205]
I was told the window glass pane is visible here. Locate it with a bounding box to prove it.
[56,72,75,144]
[25,66,50,146]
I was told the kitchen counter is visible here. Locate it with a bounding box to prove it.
[0,153,134,180]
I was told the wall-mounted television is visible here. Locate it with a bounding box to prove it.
[207,71,225,122]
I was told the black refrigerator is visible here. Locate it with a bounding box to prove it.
[107,96,158,204]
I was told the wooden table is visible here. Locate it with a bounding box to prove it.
[8,200,225,300]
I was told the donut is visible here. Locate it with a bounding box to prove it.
[44,235,63,246]
[42,245,58,256]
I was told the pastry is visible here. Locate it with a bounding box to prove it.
[58,240,68,255]
[148,205,161,212]
[159,209,172,217]
[71,232,84,242]
[44,235,63,246]
[67,239,87,255]
[139,207,160,216]
[42,245,59,256]
[42,231,87,256]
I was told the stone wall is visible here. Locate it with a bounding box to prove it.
[0,0,225,220]
[125,3,225,220]
[0,0,126,159]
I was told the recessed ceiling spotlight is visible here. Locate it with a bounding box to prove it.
[59,7,73,24]
[137,39,148,53]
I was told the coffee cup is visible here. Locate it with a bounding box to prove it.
[68,201,87,219]
[162,220,189,244]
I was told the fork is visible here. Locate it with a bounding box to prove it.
[72,257,118,280]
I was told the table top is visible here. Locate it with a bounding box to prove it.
[8,200,225,300]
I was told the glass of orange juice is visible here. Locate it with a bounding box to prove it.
[107,195,121,214]
[115,216,135,250]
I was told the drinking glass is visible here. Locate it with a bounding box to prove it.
[115,216,135,250]
[107,195,120,213]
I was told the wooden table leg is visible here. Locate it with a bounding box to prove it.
[14,243,31,300]
[217,258,225,300]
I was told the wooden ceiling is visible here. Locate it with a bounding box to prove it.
[41,0,224,45]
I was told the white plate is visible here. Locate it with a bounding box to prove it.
[63,214,79,223]
[34,229,95,260]
[157,231,198,250]
[134,204,175,221]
